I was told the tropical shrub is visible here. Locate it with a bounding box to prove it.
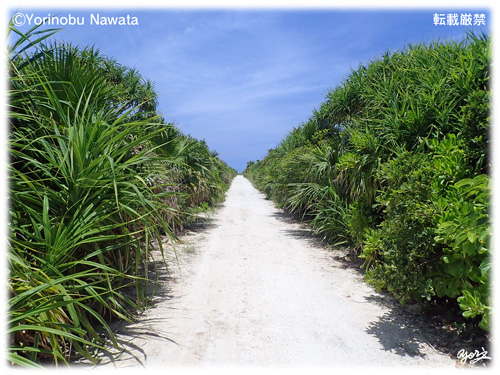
[8,23,235,367]
[244,32,490,331]
[361,135,468,303]
[433,174,491,330]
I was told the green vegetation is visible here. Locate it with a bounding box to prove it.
[8,23,236,367]
[245,33,490,331]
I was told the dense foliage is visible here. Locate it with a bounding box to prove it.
[8,24,236,367]
[245,33,491,331]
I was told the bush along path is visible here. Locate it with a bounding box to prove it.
[7,23,236,367]
[244,32,491,338]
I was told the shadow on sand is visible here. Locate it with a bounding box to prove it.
[267,207,472,363]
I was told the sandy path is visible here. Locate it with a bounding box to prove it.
[94,175,456,368]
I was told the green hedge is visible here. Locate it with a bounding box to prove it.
[244,32,490,331]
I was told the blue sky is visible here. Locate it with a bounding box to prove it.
[7,7,491,172]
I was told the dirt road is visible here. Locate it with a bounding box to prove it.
[95,175,456,368]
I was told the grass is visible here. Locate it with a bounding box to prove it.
[181,244,197,254]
